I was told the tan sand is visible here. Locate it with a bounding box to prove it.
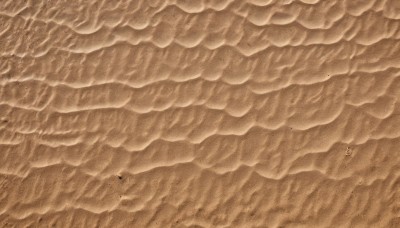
[1,0,400,227]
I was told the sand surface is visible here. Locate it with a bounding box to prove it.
[1,0,400,227]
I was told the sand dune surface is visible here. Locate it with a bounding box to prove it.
[1,0,400,227]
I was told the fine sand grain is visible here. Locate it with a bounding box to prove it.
[1,0,400,227]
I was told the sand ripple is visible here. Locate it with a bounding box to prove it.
[1,0,400,227]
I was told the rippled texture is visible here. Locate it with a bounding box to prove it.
[1,0,400,227]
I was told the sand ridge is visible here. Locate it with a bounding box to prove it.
[1,0,400,227]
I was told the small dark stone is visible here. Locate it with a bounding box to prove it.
[117,175,122,180]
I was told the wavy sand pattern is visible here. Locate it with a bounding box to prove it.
[1,0,400,227]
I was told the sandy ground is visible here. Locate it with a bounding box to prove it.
[1,0,400,227]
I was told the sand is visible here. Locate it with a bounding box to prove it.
[1,0,400,227]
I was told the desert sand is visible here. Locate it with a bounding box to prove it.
[1,0,400,227]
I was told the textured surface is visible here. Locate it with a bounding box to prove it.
[1,0,400,227]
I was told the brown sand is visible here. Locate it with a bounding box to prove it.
[1,0,400,227]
